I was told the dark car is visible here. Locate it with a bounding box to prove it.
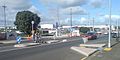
[112,33,120,38]
[83,32,97,40]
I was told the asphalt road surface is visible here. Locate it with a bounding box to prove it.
[0,37,85,60]
[0,35,109,60]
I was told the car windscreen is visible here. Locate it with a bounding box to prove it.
[87,33,94,35]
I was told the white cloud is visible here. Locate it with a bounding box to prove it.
[59,0,88,8]
[61,6,87,15]
[28,6,39,13]
[40,16,57,24]
[104,15,120,20]
[60,17,88,25]
[90,0,103,8]
[0,0,32,10]
[0,0,33,26]
[80,17,88,23]
[28,6,42,17]
[39,0,88,8]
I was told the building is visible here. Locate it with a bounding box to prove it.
[40,24,54,29]
[62,25,116,35]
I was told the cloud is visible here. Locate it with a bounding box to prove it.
[0,0,33,26]
[80,17,88,23]
[39,0,89,24]
[90,0,103,8]
[40,16,57,24]
[39,0,88,8]
[28,6,42,17]
[104,15,120,20]
[61,6,87,15]
[60,17,88,25]
[0,0,32,10]
[58,0,88,8]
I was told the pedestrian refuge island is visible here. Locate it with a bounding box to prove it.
[70,37,106,56]
[71,47,97,56]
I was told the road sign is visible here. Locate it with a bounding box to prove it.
[16,36,22,44]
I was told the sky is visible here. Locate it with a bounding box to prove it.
[0,0,120,26]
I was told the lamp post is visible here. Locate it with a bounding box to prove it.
[31,21,34,42]
[31,21,34,32]
[108,0,112,48]
[104,0,112,51]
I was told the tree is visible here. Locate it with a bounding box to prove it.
[14,11,40,35]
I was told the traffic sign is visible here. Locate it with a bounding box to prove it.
[16,36,22,44]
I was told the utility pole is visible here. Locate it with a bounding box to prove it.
[116,18,119,41]
[70,8,73,37]
[87,13,90,26]
[2,5,7,39]
[93,17,95,32]
[57,7,60,36]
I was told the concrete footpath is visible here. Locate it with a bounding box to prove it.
[70,37,119,57]
[86,42,120,60]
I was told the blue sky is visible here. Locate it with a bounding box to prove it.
[0,0,120,26]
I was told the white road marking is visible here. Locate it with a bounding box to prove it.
[81,57,88,60]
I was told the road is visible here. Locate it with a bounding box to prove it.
[0,37,84,60]
[0,35,109,60]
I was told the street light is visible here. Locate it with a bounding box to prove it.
[108,0,112,48]
[104,0,112,51]
[31,21,34,42]
[31,21,34,31]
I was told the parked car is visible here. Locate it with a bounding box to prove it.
[112,32,120,38]
[83,32,97,40]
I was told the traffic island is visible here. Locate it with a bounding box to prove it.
[80,44,106,48]
[71,46,97,56]
[14,43,40,47]
[70,44,106,57]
